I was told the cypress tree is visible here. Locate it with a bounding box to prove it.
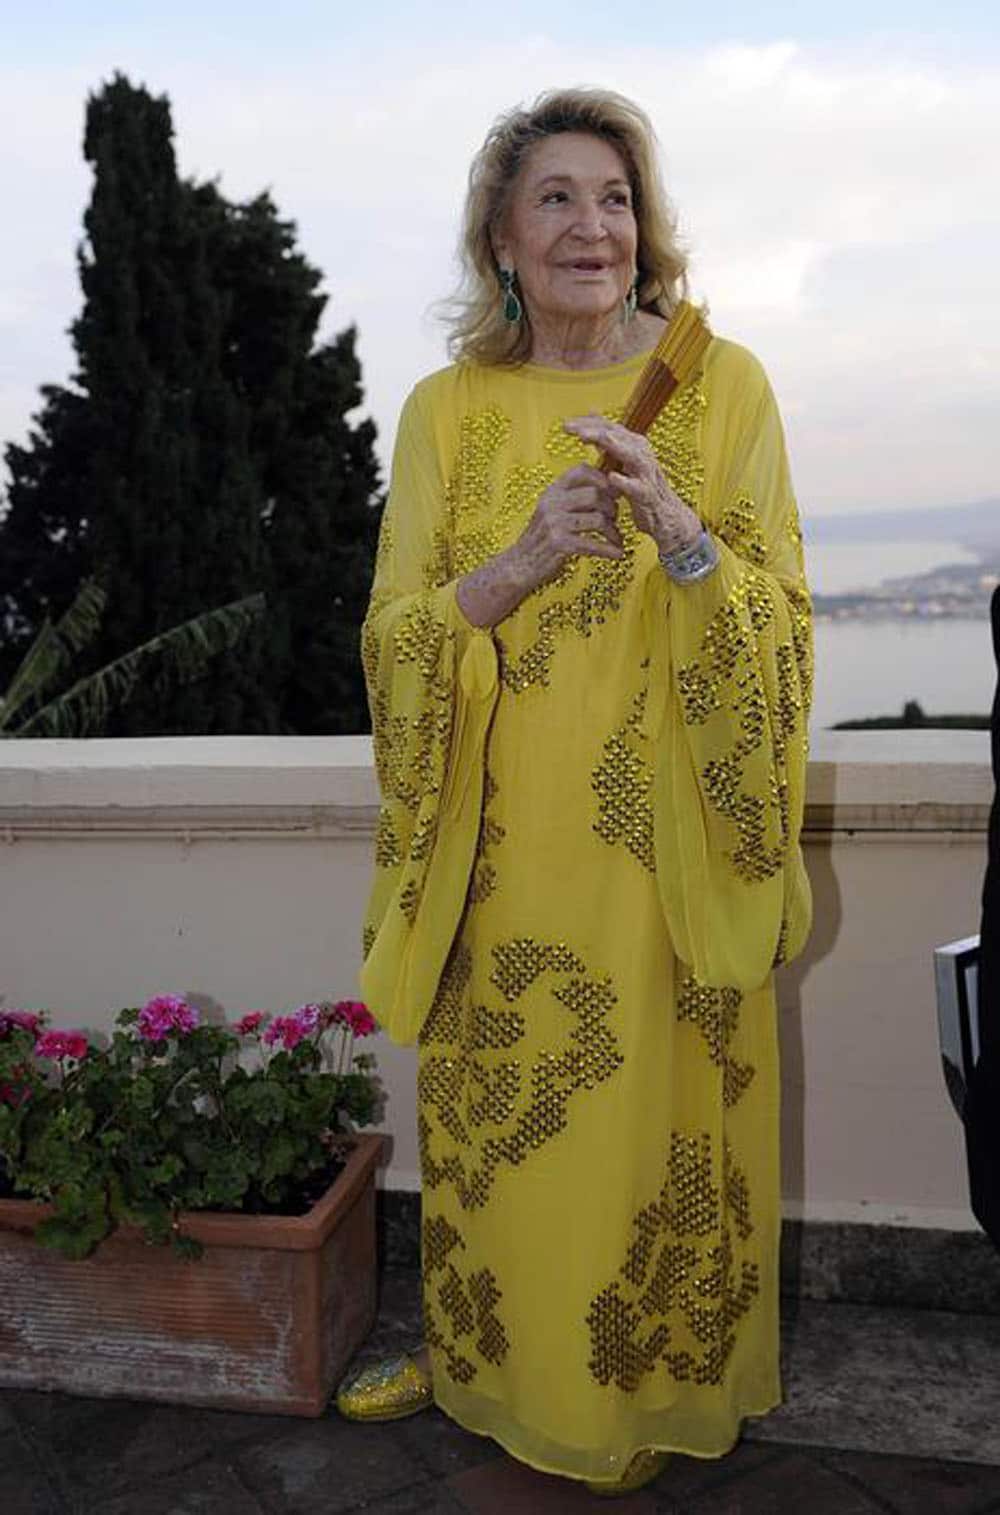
[74,76,269,733]
[200,189,381,733]
[0,385,95,686]
[0,74,381,735]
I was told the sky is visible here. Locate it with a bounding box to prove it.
[1,1,998,518]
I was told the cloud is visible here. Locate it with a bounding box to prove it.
[1,35,997,514]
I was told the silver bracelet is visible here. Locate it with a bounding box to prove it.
[658,527,720,585]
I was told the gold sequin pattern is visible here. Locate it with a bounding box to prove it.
[423,1214,511,1385]
[374,805,404,869]
[491,383,705,695]
[418,937,624,1210]
[585,1128,760,1392]
[445,407,513,576]
[336,1354,433,1419]
[645,379,706,510]
[591,682,655,872]
[677,569,798,884]
[398,878,421,924]
[423,527,452,590]
[676,973,756,1109]
[717,495,768,567]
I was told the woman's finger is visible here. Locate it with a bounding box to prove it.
[562,486,618,516]
[557,461,614,489]
[570,510,623,541]
[607,470,659,507]
[564,415,648,466]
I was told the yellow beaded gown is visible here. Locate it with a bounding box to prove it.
[359,335,812,1485]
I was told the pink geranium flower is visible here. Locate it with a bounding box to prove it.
[0,1010,43,1040]
[262,1015,305,1051]
[329,999,377,1038]
[35,1030,89,1062]
[234,1011,266,1036]
[137,994,200,1042]
[262,1003,322,1051]
[294,1003,321,1033]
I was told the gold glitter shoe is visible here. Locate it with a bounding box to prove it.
[585,1449,672,1496]
[334,1353,434,1422]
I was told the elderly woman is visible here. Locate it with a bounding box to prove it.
[341,88,812,1496]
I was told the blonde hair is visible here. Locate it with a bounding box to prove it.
[443,87,689,367]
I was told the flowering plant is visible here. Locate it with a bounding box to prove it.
[0,995,379,1259]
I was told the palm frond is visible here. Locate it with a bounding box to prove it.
[9,593,266,738]
[0,581,107,731]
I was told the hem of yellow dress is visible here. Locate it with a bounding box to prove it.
[430,1389,784,1485]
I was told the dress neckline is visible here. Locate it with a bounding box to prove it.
[511,349,651,382]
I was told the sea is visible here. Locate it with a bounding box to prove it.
[805,540,995,731]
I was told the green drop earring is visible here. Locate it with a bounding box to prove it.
[623,276,639,323]
[499,268,523,323]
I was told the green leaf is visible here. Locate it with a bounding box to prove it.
[0,580,105,729]
[9,593,265,738]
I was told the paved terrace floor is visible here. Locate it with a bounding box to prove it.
[4,1269,1000,1515]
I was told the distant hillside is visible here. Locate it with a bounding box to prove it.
[805,498,1000,549]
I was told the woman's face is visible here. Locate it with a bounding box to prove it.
[493,131,638,329]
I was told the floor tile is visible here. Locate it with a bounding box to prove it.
[642,1442,786,1508]
[82,1460,266,1515]
[395,1407,503,1480]
[348,1483,468,1513]
[5,1389,283,1499]
[818,1446,1000,1515]
[672,1449,887,1514]
[0,1429,66,1514]
[234,1416,427,1514]
[449,1454,658,1513]
[747,1300,1000,1465]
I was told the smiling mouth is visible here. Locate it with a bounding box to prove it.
[566,261,609,271]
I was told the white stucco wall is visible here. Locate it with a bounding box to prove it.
[0,731,991,1229]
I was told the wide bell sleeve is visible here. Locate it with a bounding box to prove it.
[359,384,499,1045]
[644,345,813,990]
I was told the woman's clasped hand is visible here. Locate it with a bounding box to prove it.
[563,413,704,557]
[512,461,623,583]
[511,413,705,592]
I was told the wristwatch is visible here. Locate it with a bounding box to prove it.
[659,527,720,584]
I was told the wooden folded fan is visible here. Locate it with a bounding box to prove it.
[598,299,713,471]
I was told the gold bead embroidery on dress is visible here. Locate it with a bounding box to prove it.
[676,973,756,1109]
[374,806,404,869]
[591,680,655,873]
[676,564,806,885]
[585,1128,760,1391]
[398,878,421,924]
[423,527,452,590]
[442,384,705,695]
[422,1214,511,1384]
[418,938,624,1210]
[446,407,513,576]
[646,380,706,510]
[716,494,768,566]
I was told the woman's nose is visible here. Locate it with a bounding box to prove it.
[572,199,607,239]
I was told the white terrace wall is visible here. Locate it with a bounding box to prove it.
[0,731,991,1230]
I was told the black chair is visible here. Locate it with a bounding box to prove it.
[936,585,1000,1247]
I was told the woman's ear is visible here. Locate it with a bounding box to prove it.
[490,223,512,274]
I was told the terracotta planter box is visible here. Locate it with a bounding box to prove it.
[0,1132,383,1416]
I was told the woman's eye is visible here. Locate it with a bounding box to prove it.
[541,191,568,204]
[607,192,631,207]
